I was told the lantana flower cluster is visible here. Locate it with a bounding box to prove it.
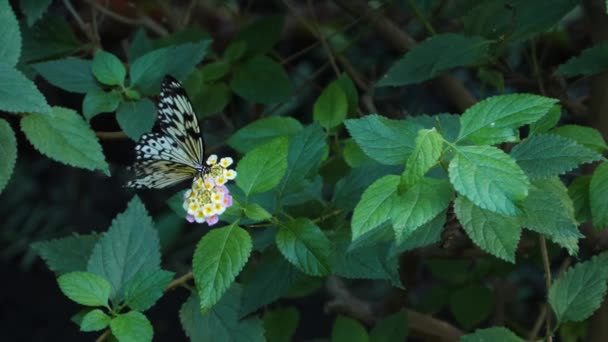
[182,155,237,226]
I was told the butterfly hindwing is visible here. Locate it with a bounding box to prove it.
[127,160,197,189]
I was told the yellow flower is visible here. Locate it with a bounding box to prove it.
[206,154,218,165]
[219,157,233,168]
[224,169,237,180]
[203,204,215,217]
[215,175,227,186]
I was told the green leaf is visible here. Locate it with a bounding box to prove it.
[345,115,420,165]
[529,105,561,135]
[408,113,461,142]
[192,82,231,117]
[21,107,109,174]
[391,179,453,243]
[229,116,302,153]
[80,309,111,332]
[32,58,98,94]
[236,136,288,196]
[110,311,153,342]
[193,223,252,311]
[556,41,608,77]
[116,99,156,140]
[458,94,558,145]
[263,307,300,342]
[0,64,51,114]
[20,0,52,26]
[331,316,369,342]
[31,233,100,275]
[369,310,408,342]
[334,165,401,211]
[591,162,608,229]
[351,175,399,241]
[569,175,591,223]
[337,73,359,114]
[57,271,111,307]
[128,28,153,61]
[0,0,21,66]
[391,212,446,255]
[551,125,608,153]
[377,34,489,87]
[82,89,122,121]
[243,203,272,221]
[276,218,331,276]
[123,270,174,312]
[230,55,293,104]
[549,253,608,323]
[20,16,82,63]
[449,145,529,216]
[454,196,521,262]
[511,134,603,179]
[401,128,444,187]
[233,15,284,55]
[87,197,161,299]
[92,51,126,86]
[200,61,230,81]
[343,138,376,168]
[461,327,525,342]
[223,41,247,63]
[0,119,16,193]
[313,81,348,129]
[449,284,494,329]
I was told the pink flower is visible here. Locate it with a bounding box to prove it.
[186,214,195,223]
[223,194,233,207]
[206,215,219,226]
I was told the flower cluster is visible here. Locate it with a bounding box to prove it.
[182,155,237,226]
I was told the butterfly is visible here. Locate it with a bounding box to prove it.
[127,75,209,189]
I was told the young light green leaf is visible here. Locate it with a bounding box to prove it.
[377,34,489,87]
[551,125,608,153]
[345,115,420,165]
[369,310,408,342]
[116,99,156,140]
[0,119,16,193]
[0,0,21,66]
[401,128,444,187]
[92,51,126,86]
[556,41,608,77]
[549,253,608,323]
[590,162,608,229]
[87,196,161,299]
[110,311,153,342]
[57,271,111,307]
[276,218,331,276]
[391,179,453,243]
[230,55,293,104]
[193,223,252,311]
[82,89,122,121]
[454,196,522,262]
[223,41,247,63]
[80,309,111,332]
[313,81,348,129]
[32,58,98,94]
[569,175,591,223]
[21,107,109,175]
[331,315,369,342]
[461,327,525,342]
[343,138,376,168]
[263,307,300,342]
[31,233,100,275]
[449,284,494,329]
[228,116,302,153]
[458,94,558,145]
[236,136,288,196]
[529,105,561,135]
[351,175,400,241]
[0,64,51,114]
[20,0,52,26]
[449,145,529,216]
[337,73,359,114]
[123,270,174,312]
[243,203,272,221]
[511,134,603,180]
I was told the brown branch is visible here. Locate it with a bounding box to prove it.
[83,0,169,37]
[166,271,193,291]
[95,131,128,140]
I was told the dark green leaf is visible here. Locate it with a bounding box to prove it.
[228,116,302,153]
[352,175,399,241]
[243,203,272,221]
[233,15,284,55]
[20,0,52,26]
[591,162,608,229]
[236,137,288,196]
[333,165,402,211]
[116,99,156,140]
[337,73,359,114]
[0,0,21,66]
[110,311,153,342]
[230,55,293,104]
[83,89,122,121]
[192,82,231,117]
[313,81,348,129]
[369,310,408,342]
[92,51,126,86]
[201,61,230,81]
[0,63,51,114]
[0,118,17,193]
[529,105,561,135]
[556,41,608,77]
[449,284,494,329]
[263,307,300,342]
[32,58,98,93]
[568,175,591,223]
[128,28,153,61]
[57,271,111,307]
[276,218,331,276]
[391,212,446,255]
[123,270,174,312]
[80,309,111,332]
[31,233,100,275]
[461,327,525,342]
[551,125,608,153]
[401,128,444,187]
[331,316,369,342]
[21,16,82,63]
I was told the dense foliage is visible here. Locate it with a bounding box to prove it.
[3,0,608,341]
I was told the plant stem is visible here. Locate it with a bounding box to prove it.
[539,235,553,342]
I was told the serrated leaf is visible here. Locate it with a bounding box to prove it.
[233,15,284,55]
[351,175,399,241]
[228,116,302,153]
[408,114,462,143]
[0,64,51,114]
[461,327,525,342]
[193,223,252,311]
[401,128,444,187]
[0,0,21,66]
[449,284,494,329]
[80,309,111,332]
[369,310,408,342]
[0,118,17,193]
[345,115,420,165]
[390,212,446,255]
[92,50,126,86]
[32,57,98,93]
[313,81,348,129]
[123,270,173,312]
[128,28,152,61]
[20,16,82,63]
[551,125,608,153]
[343,138,376,168]
[31,233,100,275]
[21,107,109,175]
[263,307,300,342]
[243,203,272,221]
[57,271,111,307]
[83,88,122,121]
[116,98,156,140]
[530,105,561,135]
[20,0,52,26]
[556,41,608,77]
[236,136,288,196]
[377,34,489,87]
[591,162,608,229]
[110,311,153,342]
[333,165,402,211]
[449,145,529,216]
[511,134,603,179]
[331,315,369,342]
[458,94,558,145]
[549,253,608,323]
[454,196,521,262]
[391,179,453,243]
[276,218,331,276]
[87,197,161,299]
[230,55,293,104]
[569,175,591,223]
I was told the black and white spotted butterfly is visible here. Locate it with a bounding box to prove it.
[127,75,209,189]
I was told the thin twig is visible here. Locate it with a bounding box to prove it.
[406,0,436,35]
[304,0,341,77]
[167,271,193,291]
[539,235,553,342]
[62,0,96,43]
[83,0,169,37]
[95,329,110,342]
[95,131,128,140]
